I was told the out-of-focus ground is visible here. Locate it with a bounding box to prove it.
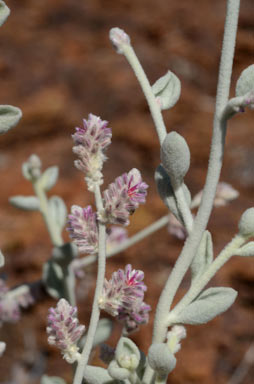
[0,0,253,383]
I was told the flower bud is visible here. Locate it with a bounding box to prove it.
[148,343,176,376]
[161,132,190,187]
[109,28,131,54]
[238,208,254,237]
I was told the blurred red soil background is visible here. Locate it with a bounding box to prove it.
[0,0,253,383]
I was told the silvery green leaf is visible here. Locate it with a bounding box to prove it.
[84,366,115,384]
[41,376,66,384]
[40,166,59,191]
[115,337,140,370]
[191,231,213,280]
[235,242,254,257]
[9,196,40,211]
[155,164,191,222]
[0,1,10,27]
[48,196,67,230]
[177,287,237,325]
[152,70,181,110]
[42,260,64,299]
[236,65,254,97]
[0,105,22,134]
[0,250,4,267]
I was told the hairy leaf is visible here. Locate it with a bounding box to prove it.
[177,287,238,325]
[9,196,40,211]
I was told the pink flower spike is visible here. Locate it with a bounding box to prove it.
[99,264,150,334]
[72,114,112,191]
[67,205,98,254]
[99,168,148,226]
[109,28,131,54]
[47,299,85,364]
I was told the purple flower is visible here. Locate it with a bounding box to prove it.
[0,281,33,326]
[67,205,98,254]
[99,168,148,225]
[72,114,112,190]
[99,264,150,333]
[47,298,85,363]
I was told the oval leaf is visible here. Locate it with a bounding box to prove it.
[115,337,140,370]
[191,231,213,280]
[40,166,59,191]
[176,287,237,325]
[0,1,10,27]
[152,70,181,110]
[0,105,22,134]
[235,242,254,257]
[49,196,67,230]
[236,64,254,97]
[9,196,40,211]
[155,164,191,222]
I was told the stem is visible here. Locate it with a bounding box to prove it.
[122,43,192,233]
[167,234,245,323]
[73,184,106,384]
[33,179,63,247]
[143,0,240,382]
[122,45,167,145]
[76,215,170,269]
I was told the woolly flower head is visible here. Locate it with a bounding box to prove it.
[67,205,98,254]
[47,298,85,364]
[72,114,112,191]
[99,168,148,226]
[99,264,150,334]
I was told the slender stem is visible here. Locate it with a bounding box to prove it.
[76,215,170,270]
[167,234,245,323]
[122,45,167,145]
[122,43,193,233]
[73,184,106,384]
[143,1,240,382]
[33,179,63,247]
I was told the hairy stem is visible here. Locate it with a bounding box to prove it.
[143,0,240,382]
[73,184,106,384]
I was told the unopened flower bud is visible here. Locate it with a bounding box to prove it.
[161,132,190,187]
[109,28,131,54]
[148,343,176,376]
[238,208,254,237]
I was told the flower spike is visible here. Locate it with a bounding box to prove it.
[99,168,148,226]
[47,298,85,364]
[67,205,98,254]
[72,114,112,191]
